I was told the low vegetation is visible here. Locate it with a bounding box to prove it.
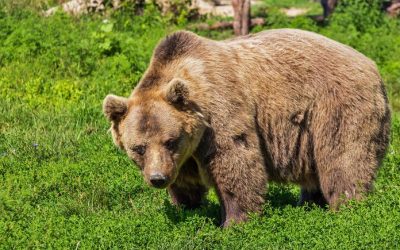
[0,0,399,248]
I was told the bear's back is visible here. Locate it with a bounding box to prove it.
[219,28,379,92]
[208,28,384,114]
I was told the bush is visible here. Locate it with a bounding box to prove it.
[331,0,384,33]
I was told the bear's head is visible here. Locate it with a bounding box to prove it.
[103,78,208,189]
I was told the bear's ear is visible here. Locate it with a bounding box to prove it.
[103,94,128,122]
[165,78,189,106]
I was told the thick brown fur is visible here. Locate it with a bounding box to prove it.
[103,29,391,227]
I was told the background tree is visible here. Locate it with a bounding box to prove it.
[321,0,338,18]
[387,0,400,16]
[232,0,250,36]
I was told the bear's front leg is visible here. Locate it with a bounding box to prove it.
[211,147,268,227]
[168,182,207,209]
[167,157,208,209]
[298,188,327,207]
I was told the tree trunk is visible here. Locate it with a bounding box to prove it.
[387,0,400,16]
[134,0,146,15]
[232,0,251,36]
[321,0,338,18]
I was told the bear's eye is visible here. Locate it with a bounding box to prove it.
[131,145,146,156]
[164,138,178,152]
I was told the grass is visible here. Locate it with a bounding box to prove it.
[1,0,400,248]
[261,0,322,16]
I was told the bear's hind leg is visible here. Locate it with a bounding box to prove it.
[312,103,383,210]
[319,167,372,210]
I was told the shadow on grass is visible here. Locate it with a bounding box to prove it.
[163,198,222,227]
[267,184,299,209]
[163,184,303,227]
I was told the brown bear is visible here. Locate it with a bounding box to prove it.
[103,29,391,227]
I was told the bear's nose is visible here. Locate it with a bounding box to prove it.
[149,173,168,188]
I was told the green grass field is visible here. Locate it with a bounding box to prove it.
[1,0,400,248]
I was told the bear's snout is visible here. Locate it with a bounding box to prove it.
[149,173,169,188]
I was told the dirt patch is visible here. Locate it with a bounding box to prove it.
[281,7,309,17]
